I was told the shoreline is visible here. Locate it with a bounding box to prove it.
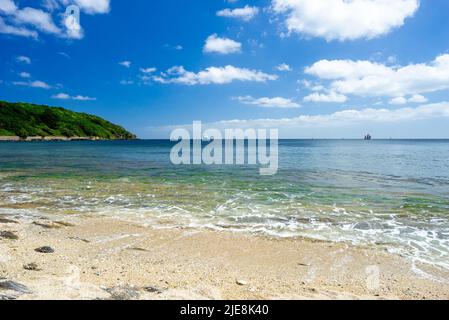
[0,136,138,142]
[1,214,448,300]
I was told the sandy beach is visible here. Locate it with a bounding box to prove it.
[1,214,448,300]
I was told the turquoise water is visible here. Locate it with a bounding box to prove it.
[0,140,448,269]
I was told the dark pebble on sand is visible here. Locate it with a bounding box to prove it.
[143,286,166,294]
[0,231,18,240]
[34,246,55,254]
[24,263,41,271]
[298,262,311,267]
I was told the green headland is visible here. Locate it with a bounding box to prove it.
[0,101,136,141]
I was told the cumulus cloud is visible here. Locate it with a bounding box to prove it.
[140,67,157,74]
[234,96,300,108]
[304,91,347,103]
[14,7,60,34]
[390,94,428,105]
[0,0,17,14]
[13,80,52,89]
[152,65,278,85]
[203,34,242,54]
[304,54,449,102]
[151,102,449,139]
[18,71,31,78]
[52,92,96,100]
[0,16,37,38]
[74,0,110,14]
[276,63,292,71]
[409,94,428,103]
[52,92,71,99]
[42,0,110,14]
[119,61,131,68]
[216,5,259,21]
[389,96,407,105]
[215,102,449,128]
[16,55,31,64]
[272,0,419,41]
[70,95,96,101]
[0,0,110,40]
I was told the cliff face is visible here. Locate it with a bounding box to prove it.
[0,101,136,140]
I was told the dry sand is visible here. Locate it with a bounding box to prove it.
[1,214,448,300]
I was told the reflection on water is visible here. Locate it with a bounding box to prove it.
[0,140,449,268]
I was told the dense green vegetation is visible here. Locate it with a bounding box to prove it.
[0,101,136,139]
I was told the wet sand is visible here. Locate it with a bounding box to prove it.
[1,214,448,300]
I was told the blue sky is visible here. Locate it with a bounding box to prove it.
[1,0,449,138]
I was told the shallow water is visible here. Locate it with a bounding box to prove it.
[0,140,448,269]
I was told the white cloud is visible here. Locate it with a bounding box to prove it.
[140,67,157,74]
[13,80,52,89]
[16,55,31,64]
[304,91,347,103]
[390,94,428,105]
[0,0,17,14]
[301,79,324,91]
[389,96,407,105]
[51,92,71,99]
[215,102,449,128]
[119,61,131,68]
[235,96,300,108]
[74,0,110,14]
[52,92,96,100]
[409,94,428,103]
[272,0,419,41]
[217,5,259,21]
[276,63,292,71]
[72,94,96,101]
[29,80,52,89]
[42,0,111,14]
[151,102,449,139]
[203,34,242,55]
[14,7,60,34]
[42,0,61,12]
[305,54,449,99]
[0,17,37,38]
[152,65,278,85]
[18,71,31,78]
[0,0,109,40]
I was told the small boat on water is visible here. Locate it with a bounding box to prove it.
[364,134,372,140]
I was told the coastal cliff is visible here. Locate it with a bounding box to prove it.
[0,101,136,141]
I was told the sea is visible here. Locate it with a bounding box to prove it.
[0,139,448,270]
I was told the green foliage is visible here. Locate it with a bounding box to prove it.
[0,101,136,139]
